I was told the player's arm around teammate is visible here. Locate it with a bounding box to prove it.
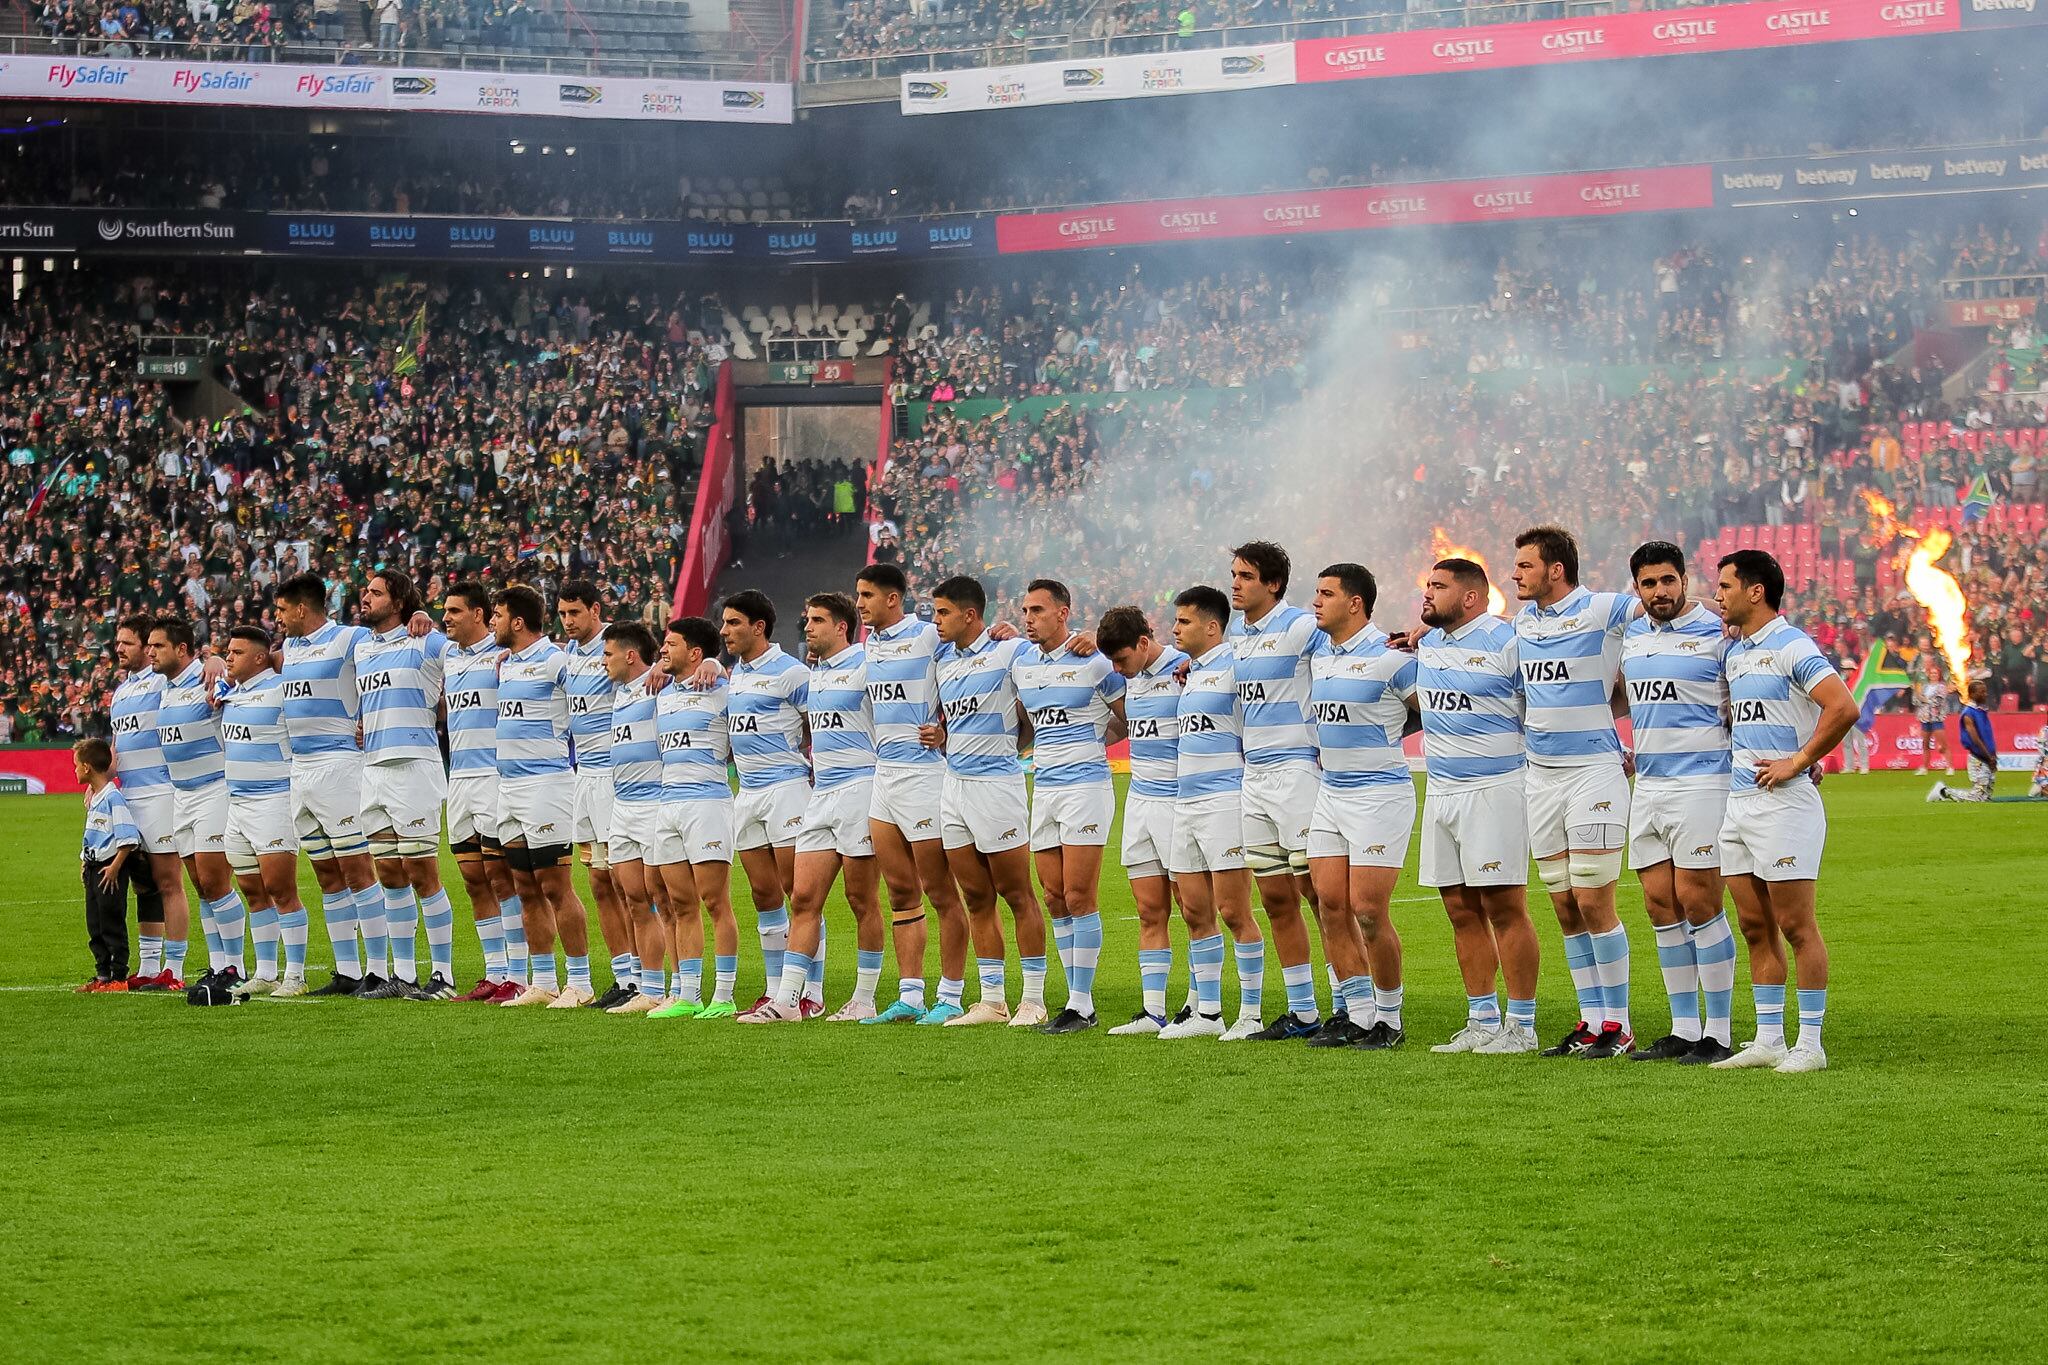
[440,581,526,1001]
[594,621,672,1013]
[218,628,306,996]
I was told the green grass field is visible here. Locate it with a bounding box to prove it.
[3,774,2044,1361]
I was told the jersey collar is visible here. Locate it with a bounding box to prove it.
[232,668,278,695]
[172,659,204,689]
[372,625,409,644]
[1194,641,1233,669]
[1329,623,1386,654]
[1648,603,1711,633]
[957,629,995,658]
[1142,646,1181,678]
[822,644,863,670]
[1530,586,1591,619]
[736,643,785,673]
[1446,614,1497,643]
[1240,599,1291,633]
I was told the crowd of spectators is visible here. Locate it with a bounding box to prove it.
[25,0,558,62]
[0,268,717,742]
[872,229,2048,708]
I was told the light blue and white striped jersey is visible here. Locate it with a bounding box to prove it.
[1513,586,1635,768]
[657,680,732,803]
[608,669,664,805]
[1177,642,1245,799]
[82,784,141,862]
[728,644,811,791]
[354,627,449,767]
[1727,616,1839,798]
[1310,625,1418,791]
[495,639,572,780]
[1621,605,1732,788]
[444,638,505,779]
[1231,601,1326,770]
[1014,637,1126,789]
[220,669,293,798]
[1124,645,1188,801]
[1416,614,1524,792]
[865,615,943,769]
[156,659,226,791]
[564,634,617,771]
[281,618,370,760]
[937,631,1030,779]
[807,645,876,792]
[109,669,171,794]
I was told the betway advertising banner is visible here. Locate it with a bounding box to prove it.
[0,57,793,124]
[900,42,1292,114]
[995,165,1715,253]
[1300,0,1959,83]
[0,208,998,264]
[1713,139,2048,205]
[1960,0,2046,25]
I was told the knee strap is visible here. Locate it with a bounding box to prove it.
[367,836,402,862]
[584,842,610,873]
[394,836,438,859]
[1569,849,1624,889]
[891,912,927,928]
[1287,847,1310,875]
[1537,856,1573,895]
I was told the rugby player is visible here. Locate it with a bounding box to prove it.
[354,570,459,1000]
[856,563,970,1025]
[598,621,670,1014]
[1097,607,1191,1035]
[646,616,739,1020]
[491,585,597,1009]
[152,618,245,996]
[1618,543,1738,1064]
[1413,559,1544,1055]
[722,590,821,1016]
[742,593,882,1022]
[107,616,179,988]
[273,573,382,996]
[1509,525,1640,1059]
[1159,586,1266,1041]
[927,575,1046,1027]
[443,581,528,1002]
[1712,549,1857,1073]
[561,582,639,1008]
[1227,541,1328,1040]
[219,627,305,997]
[1014,578,1127,1034]
[1303,564,1415,1050]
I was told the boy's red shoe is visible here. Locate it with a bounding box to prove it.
[101,979,128,992]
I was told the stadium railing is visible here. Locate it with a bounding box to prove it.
[809,0,1649,82]
[0,32,782,83]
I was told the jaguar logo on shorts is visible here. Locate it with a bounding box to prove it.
[1001,828,1019,840]
[914,818,935,830]
[338,815,357,826]
[1080,823,1100,834]
[407,817,429,828]
[205,833,224,846]
[707,840,724,850]
[537,822,557,834]
[1367,843,1387,855]
[1298,826,1311,838]
[1224,846,1243,857]
[785,815,804,827]
[1479,860,1502,872]
[265,838,287,849]
[1591,801,1613,812]
[1772,856,1799,868]
[1693,844,1715,856]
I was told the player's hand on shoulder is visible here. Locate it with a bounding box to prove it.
[1067,630,1098,657]
[988,620,1019,642]
[689,658,724,691]
[408,610,434,638]
[1171,657,1192,684]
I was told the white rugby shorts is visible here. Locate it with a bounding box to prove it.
[1029,782,1114,852]
[736,780,810,852]
[1241,763,1318,854]
[606,796,661,865]
[650,798,736,867]
[499,772,575,847]
[572,766,615,846]
[798,779,876,858]
[1120,793,1177,881]
[291,751,366,859]
[1525,760,1630,858]
[869,762,943,842]
[1420,777,1528,889]
[125,788,178,856]
[1628,781,1728,872]
[1307,783,1416,868]
[940,772,1029,854]
[225,793,296,872]
[446,774,501,849]
[171,781,228,860]
[1720,783,1826,882]
[360,758,446,845]
[1171,792,1247,876]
